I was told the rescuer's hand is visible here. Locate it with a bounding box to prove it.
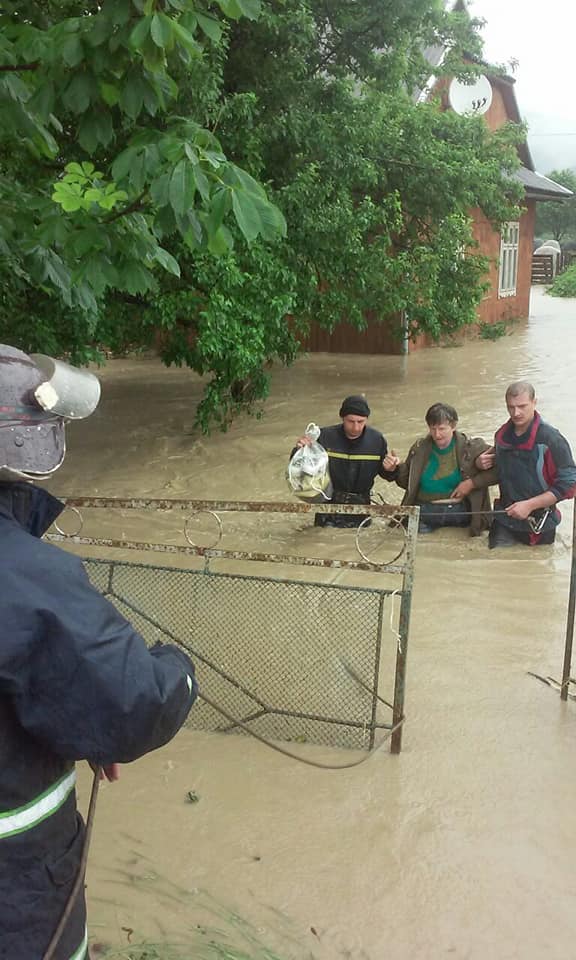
[89,760,120,782]
[505,500,533,520]
[475,447,495,470]
[295,435,313,448]
[382,451,399,471]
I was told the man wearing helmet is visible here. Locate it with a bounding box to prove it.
[0,345,197,960]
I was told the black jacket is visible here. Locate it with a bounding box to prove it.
[0,483,197,960]
[317,423,391,502]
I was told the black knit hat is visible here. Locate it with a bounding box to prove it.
[339,395,370,418]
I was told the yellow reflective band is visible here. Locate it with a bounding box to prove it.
[69,926,88,960]
[186,674,193,694]
[326,452,382,461]
[0,768,76,839]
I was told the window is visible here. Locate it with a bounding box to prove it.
[498,221,519,297]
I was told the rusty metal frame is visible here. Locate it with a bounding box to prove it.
[47,497,418,753]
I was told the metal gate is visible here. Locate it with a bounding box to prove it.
[48,499,418,753]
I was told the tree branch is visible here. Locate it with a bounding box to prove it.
[0,62,39,72]
[104,191,148,223]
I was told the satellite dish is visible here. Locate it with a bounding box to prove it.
[448,75,493,116]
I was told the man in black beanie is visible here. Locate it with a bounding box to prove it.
[293,394,398,527]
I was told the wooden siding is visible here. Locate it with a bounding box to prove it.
[473,202,534,326]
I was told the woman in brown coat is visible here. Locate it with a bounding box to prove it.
[390,403,497,535]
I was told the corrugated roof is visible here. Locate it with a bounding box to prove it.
[515,166,574,200]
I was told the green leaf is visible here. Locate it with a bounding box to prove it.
[236,0,261,18]
[42,250,72,296]
[28,81,55,120]
[170,20,201,56]
[64,162,86,177]
[169,159,196,215]
[129,15,152,50]
[153,246,181,276]
[194,165,210,202]
[150,172,171,207]
[92,109,114,148]
[100,82,120,106]
[112,147,138,182]
[205,187,230,235]
[231,190,261,242]
[228,164,266,198]
[52,183,84,212]
[215,0,259,20]
[195,13,223,42]
[121,261,156,295]
[207,225,232,255]
[119,75,148,119]
[62,35,84,67]
[150,13,174,49]
[252,195,287,240]
[78,113,99,154]
[62,72,95,114]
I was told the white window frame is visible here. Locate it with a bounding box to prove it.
[498,221,519,298]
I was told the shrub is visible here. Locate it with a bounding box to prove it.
[548,264,576,298]
[478,321,508,340]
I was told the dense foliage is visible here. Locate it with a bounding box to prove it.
[1,0,524,430]
[535,169,576,244]
[548,263,576,298]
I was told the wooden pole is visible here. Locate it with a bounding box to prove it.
[560,505,576,701]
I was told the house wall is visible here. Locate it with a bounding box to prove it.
[302,312,405,355]
[472,202,535,326]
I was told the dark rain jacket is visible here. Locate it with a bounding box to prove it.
[494,413,576,536]
[316,423,394,503]
[393,431,496,536]
[0,483,197,960]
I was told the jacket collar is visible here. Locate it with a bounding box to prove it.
[0,482,64,538]
[496,412,541,450]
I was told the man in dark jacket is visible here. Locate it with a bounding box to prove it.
[292,395,397,527]
[0,345,197,960]
[487,381,576,548]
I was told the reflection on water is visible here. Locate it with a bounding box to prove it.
[49,287,576,959]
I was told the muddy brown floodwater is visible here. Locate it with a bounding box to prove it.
[47,287,576,959]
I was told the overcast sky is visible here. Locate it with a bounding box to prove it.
[469,0,575,174]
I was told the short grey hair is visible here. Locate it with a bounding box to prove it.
[505,381,535,401]
[425,403,458,427]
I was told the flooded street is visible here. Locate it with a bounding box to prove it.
[50,287,576,959]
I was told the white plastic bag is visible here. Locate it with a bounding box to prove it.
[287,423,333,503]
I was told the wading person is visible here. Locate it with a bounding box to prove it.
[0,345,197,960]
[390,403,495,535]
[292,394,397,527]
[487,381,576,548]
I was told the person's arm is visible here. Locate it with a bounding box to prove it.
[11,551,197,768]
[378,437,400,479]
[452,438,498,498]
[391,443,417,490]
[506,432,576,520]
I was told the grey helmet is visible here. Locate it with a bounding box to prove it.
[0,345,100,480]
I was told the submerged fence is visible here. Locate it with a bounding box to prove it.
[47,499,418,753]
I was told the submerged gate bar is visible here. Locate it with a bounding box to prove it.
[47,498,418,753]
